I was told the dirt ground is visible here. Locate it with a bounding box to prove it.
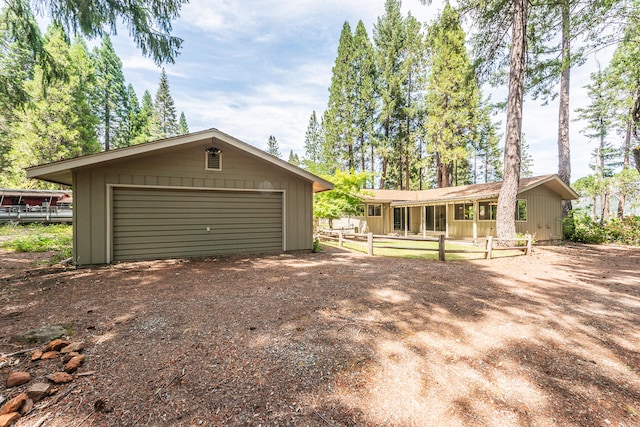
[0,243,639,427]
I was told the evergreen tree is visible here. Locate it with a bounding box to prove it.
[92,35,127,151]
[178,111,189,135]
[399,14,427,190]
[303,111,329,173]
[352,20,378,182]
[5,26,100,187]
[576,68,621,223]
[520,135,534,178]
[373,0,406,189]
[324,21,356,172]
[457,0,529,240]
[1,0,186,105]
[288,150,300,166]
[113,84,140,148]
[266,135,281,158]
[132,90,155,144]
[425,4,479,188]
[605,22,640,215]
[471,102,503,183]
[151,68,179,139]
[0,3,37,181]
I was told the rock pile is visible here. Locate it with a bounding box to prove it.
[1,339,87,427]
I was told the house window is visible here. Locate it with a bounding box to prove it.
[515,199,527,221]
[205,151,222,171]
[478,201,498,220]
[454,203,474,221]
[356,204,365,216]
[367,204,382,217]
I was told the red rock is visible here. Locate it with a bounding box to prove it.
[26,383,52,402]
[47,372,72,384]
[46,339,70,352]
[30,350,43,361]
[0,393,27,415]
[60,342,85,354]
[18,399,32,415]
[0,412,21,427]
[40,351,58,360]
[6,372,31,388]
[64,355,85,373]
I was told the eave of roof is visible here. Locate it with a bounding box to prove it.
[26,128,334,193]
[363,174,578,206]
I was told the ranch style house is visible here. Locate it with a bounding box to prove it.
[355,175,579,242]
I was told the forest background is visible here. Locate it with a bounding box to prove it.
[1,0,639,226]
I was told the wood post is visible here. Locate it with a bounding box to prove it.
[486,236,493,259]
[526,234,532,256]
[367,232,373,256]
[438,234,445,261]
[338,230,343,248]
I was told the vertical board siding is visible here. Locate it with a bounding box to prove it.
[75,141,314,264]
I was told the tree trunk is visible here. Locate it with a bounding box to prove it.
[105,88,111,151]
[558,0,571,216]
[496,0,527,243]
[601,190,610,224]
[617,193,625,218]
[632,86,640,173]
[618,115,632,216]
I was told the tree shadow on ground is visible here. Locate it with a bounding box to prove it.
[1,244,639,426]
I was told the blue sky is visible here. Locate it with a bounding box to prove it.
[108,0,612,182]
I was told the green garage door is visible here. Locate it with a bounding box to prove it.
[112,187,283,261]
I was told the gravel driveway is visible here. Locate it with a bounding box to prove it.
[1,244,639,426]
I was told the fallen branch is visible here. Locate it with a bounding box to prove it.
[31,413,52,427]
[1,347,37,358]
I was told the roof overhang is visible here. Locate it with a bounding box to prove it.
[26,128,333,193]
[361,174,579,206]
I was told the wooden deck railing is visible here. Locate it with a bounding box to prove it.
[317,229,532,261]
[0,205,72,224]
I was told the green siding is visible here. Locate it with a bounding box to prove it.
[112,188,282,261]
[73,140,314,265]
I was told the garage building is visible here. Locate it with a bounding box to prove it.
[27,128,333,265]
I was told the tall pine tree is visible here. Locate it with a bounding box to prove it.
[266,135,281,158]
[425,4,480,187]
[352,20,378,182]
[5,26,100,187]
[303,111,328,173]
[132,90,154,144]
[178,111,188,135]
[373,0,406,189]
[151,67,179,139]
[92,35,127,151]
[324,21,357,172]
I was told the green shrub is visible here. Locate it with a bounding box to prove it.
[312,236,322,253]
[564,210,640,246]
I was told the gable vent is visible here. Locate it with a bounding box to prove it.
[206,152,222,171]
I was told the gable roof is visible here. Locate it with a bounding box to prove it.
[26,128,333,193]
[363,175,579,206]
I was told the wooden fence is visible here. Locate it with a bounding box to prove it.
[317,229,532,261]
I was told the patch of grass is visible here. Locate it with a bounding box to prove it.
[1,223,72,262]
[325,237,524,260]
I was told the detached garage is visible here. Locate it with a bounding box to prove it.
[26,128,333,265]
